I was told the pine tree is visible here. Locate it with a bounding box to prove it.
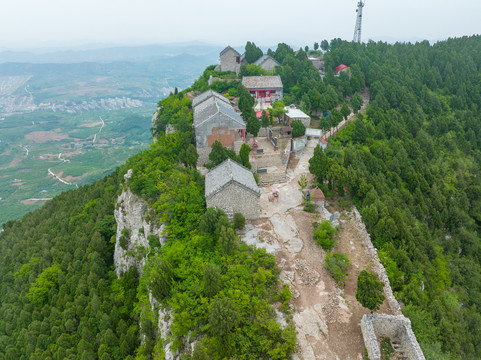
[356,270,385,312]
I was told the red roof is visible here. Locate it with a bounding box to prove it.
[310,187,325,202]
[335,64,348,72]
[320,137,328,144]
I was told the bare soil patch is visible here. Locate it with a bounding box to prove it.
[78,121,103,128]
[25,130,69,143]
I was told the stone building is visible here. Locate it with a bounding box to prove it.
[283,104,311,127]
[217,45,244,74]
[205,158,260,219]
[253,55,280,72]
[242,75,283,108]
[193,90,246,163]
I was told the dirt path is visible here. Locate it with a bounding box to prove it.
[242,93,398,360]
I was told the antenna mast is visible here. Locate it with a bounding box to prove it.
[353,1,365,43]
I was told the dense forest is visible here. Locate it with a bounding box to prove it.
[1,36,481,359]
[310,36,481,359]
[0,169,141,359]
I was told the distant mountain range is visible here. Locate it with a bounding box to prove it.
[0,43,224,64]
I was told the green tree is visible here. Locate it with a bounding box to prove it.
[199,208,225,235]
[356,270,385,312]
[291,119,306,138]
[181,144,199,168]
[150,260,173,301]
[191,342,209,360]
[246,113,261,137]
[208,140,228,167]
[352,117,369,143]
[321,40,329,51]
[261,110,271,128]
[340,103,351,120]
[219,226,236,255]
[350,93,363,113]
[309,145,331,183]
[27,264,63,306]
[271,100,287,122]
[238,143,252,169]
[203,264,221,298]
[209,298,240,337]
[329,108,343,128]
[314,42,319,51]
[245,41,263,63]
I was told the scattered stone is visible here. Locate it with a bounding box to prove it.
[294,258,319,286]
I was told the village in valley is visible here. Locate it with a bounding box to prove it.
[184,44,425,360]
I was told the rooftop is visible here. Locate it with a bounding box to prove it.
[305,128,322,137]
[193,96,245,128]
[253,55,280,67]
[192,89,229,108]
[205,158,260,199]
[242,75,283,89]
[284,106,310,119]
[220,45,241,57]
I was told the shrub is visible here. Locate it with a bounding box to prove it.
[313,220,337,250]
[233,213,246,229]
[303,201,316,213]
[147,234,160,248]
[324,252,350,284]
[119,235,129,250]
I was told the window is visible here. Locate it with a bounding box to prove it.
[236,56,240,64]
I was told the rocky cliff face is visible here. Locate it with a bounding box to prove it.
[114,169,165,278]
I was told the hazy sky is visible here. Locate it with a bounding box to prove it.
[1,0,480,50]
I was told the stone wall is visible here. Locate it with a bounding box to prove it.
[361,314,425,360]
[352,206,402,315]
[207,182,260,219]
[354,205,425,360]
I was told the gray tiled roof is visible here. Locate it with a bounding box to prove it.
[193,96,245,128]
[220,45,240,56]
[192,89,230,108]
[205,159,260,199]
[242,75,283,89]
[253,55,280,67]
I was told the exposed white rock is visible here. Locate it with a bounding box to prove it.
[114,169,165,278]
[158,307,180,360]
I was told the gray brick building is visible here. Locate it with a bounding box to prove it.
[205,159,260,220]
[253,55,280,72]
[193,90,246,163]
[217,46,243,74]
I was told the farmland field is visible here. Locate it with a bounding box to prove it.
[0,107,153,224]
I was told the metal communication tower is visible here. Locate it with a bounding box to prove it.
[353,1,365,43]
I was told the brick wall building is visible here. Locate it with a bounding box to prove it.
[205,159,260,219]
